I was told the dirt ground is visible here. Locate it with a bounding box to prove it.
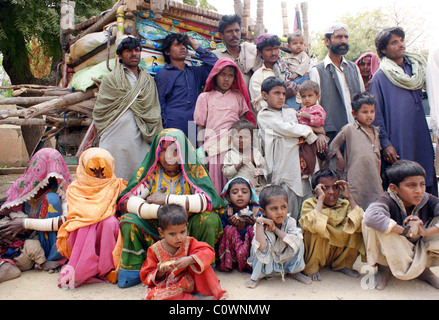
[1,172,439,300]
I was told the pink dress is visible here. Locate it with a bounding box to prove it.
[194,91,247,194]
[297,104,326,175]
[194,58,254,194]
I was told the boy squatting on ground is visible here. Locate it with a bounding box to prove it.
[299,169,365,281]
[246,185,311,288]
[362,160,439,290]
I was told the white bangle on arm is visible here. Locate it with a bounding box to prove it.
[127,196,159,219]
[167,194,207,213]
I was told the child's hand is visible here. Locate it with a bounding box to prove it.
[146,192,167,205]
[174,256,196,270]
[158,260,175,273]
[256,217,275,232]
[298,111,311,119]
[229,215,246,232]
[336,157,346,173]
[314,184,326,200]
[244,215,256,226]
[335,180,350,198]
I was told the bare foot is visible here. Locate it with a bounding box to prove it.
[309,271,322,281]
[0,261,21,283]
[375,264,391,290]
[290,272,312,285]
[245,278,259,289]
[193,292,215,300]
[336,267,360,278]
[418,268,439,289]
[40,260,60,271]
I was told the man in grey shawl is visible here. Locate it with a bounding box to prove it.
[93,36,163,181]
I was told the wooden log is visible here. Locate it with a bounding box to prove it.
[12,88,71,97]
[0,96,56,106]
[0,117,91,127]
[69,0,122,46]
[25,89,96,119]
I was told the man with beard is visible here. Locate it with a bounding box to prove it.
[309,23,364,142]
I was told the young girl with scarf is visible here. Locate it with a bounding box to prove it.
[194,58,256,194]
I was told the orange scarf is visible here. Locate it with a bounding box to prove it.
[56,148,127,258]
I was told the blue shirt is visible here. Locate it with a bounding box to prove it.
[371,58,436,188]
[154,47,218,139]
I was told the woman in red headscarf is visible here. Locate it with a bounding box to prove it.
[194,58,255,194]
[355,52,380,92]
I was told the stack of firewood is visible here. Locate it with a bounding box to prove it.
[0,84,98,129]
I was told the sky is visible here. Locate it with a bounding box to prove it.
[206,0,439,51]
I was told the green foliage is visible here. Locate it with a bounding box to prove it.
[183,0,217,11]
[0,0,114,83]
[310,9,391,62]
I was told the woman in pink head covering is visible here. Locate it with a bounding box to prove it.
[0,148,72,282]
[355,52,380,92]
[194,58,255,194]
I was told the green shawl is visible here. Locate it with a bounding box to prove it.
[118,128,226,213]
[380,52,427,91]
[93,63,163,143]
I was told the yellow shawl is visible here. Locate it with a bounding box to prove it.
[56,148,127,258]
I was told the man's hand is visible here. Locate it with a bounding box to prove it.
[186,35,199,51]
[383,146,399,164]
[316,134,328,154]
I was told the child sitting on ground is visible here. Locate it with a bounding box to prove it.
[363,160,439,290]
[326,92,383,210]
[217,177,261,272]
[296,80,327,178]
[299,169,365,281]
[246,185,311,289]
[140,204,227,300]
[194,57,256,194]
[222,120,267,194]
[257,76,317,220]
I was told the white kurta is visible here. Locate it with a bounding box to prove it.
[257,107,317,198]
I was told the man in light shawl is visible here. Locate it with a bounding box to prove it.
[93,36,163,182]
[371,27,437,196]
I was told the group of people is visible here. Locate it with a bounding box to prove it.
[1,13,439,300]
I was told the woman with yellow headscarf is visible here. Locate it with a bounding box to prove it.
[56,148,127,288]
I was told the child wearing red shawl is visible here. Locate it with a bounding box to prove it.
[194,58,256,194]
[355,52,380,92]
[140,204,227,300]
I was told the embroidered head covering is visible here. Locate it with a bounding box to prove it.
[56,148,127,258]
[355,52,381,79]
[0,148,72,213]
[220,176,259,205]
[204,57,256,126]
[118,129,226,213]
